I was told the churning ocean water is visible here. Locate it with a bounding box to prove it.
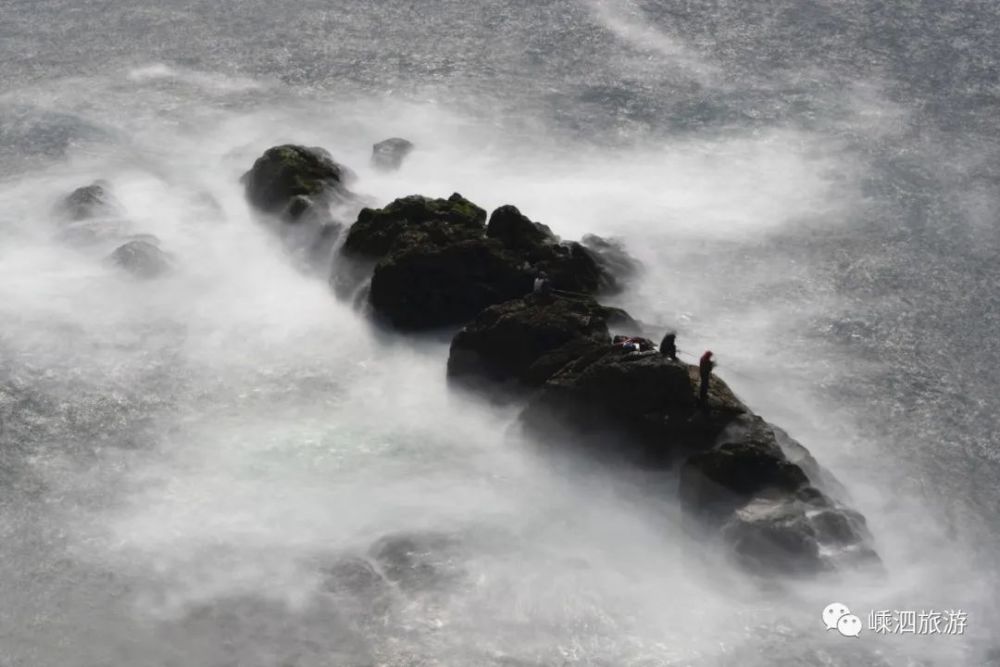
[0,1,998,665]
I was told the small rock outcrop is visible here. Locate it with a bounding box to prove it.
[242,145,356,269]
[448,293,634,391]
[484,206,607,294]
[56,181,122,222]
[54,181,130,244]
[107,239,171,279]
[681,415,879,575]
[371,137,415,171]
[337,197,625,330]
[485,205,556,251]
[242,145,353,216]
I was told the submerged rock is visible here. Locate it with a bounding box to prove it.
[242,144,353,215]
[371,137,415,171]
[338,197,627,330]
[107,239,171,279]
[272,193,343,269]
[56,181,122,222]
[54,181,129,244]
[321,556,385,597]
[368,532,463,592]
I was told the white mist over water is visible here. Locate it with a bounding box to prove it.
[2,0,999,663]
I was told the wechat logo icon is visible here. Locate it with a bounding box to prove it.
[823,602,862,638]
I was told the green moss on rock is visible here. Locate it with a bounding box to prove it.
[243,145,349,214]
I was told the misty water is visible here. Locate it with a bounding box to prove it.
[2,1,999,665]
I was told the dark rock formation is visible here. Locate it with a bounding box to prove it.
[484,207,608,293]
[339,194,513,328]
[54,181,129,244]
[370,237,530,330]
[343,193,486,259]
[680,415,809,519]
[504,335,877,574]
[485,205,556,251]
[107,239,171,279]
[242,145,352,216]
[681,415,878,575]
[520,348,734,466]
[242,145,355,270]
[371,137,415,171]
[334,194,489,304]
[337,197,627,330]
[581,233,641,293]
[448,293,634,391]
[56,181,121,221]
[330,178,874,577]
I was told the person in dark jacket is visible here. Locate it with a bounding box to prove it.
[698,350,715,410]
[660,332,677,361]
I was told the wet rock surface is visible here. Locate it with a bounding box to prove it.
[444,291,877,575]
[54,181,131,245]
[371,137,415,171]
[448,293,630,391]
[683,416,880,575]
[243,145,356,270]
[581,233,640,293]
[107,238,171,279]
[342,193,487,260]
[56,181,122,222]
[235,147,879,577]
[338,197,621,330]
[243,145,353,215]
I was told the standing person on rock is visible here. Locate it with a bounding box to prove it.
[698,350,715,411]
[660,332,678,361]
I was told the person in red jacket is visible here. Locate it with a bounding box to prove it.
[699,350,715,410]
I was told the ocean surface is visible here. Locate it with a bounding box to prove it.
[1,1,998,665]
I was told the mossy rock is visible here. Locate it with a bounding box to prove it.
[242,145,350,214]
[485,205,557,251]
[343,193,486,259]
[447,293,627,390]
